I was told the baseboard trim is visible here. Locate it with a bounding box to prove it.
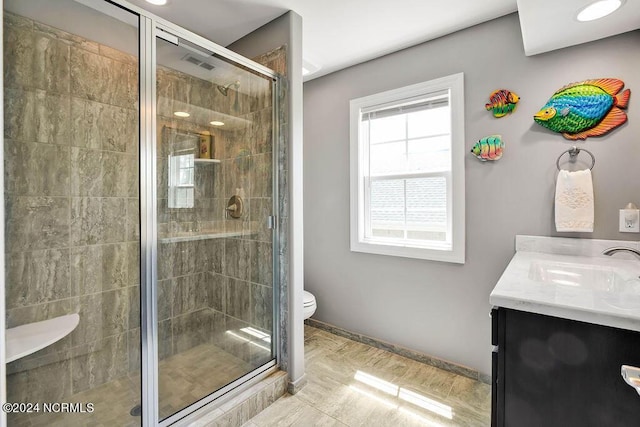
[305,318,489,384]
[287,373,308,395]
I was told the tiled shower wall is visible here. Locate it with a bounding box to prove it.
[3,11,279,414]
[3,10,140,407]
[156,63,275,366]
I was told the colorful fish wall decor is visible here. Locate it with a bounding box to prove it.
[485,89,519,118]
[533,78,630,140]
[471,135,504,161]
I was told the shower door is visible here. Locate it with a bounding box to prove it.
[151,26,278,423]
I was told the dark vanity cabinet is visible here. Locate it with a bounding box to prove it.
[491,308,640,427]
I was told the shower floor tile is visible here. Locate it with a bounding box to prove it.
[8,343,252,427]
[247,326,491,426]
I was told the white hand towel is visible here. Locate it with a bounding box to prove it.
[555,169,594,232]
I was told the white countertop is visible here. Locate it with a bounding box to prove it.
[490,236,640,332]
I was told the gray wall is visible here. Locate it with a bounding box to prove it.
[303,13,640,375]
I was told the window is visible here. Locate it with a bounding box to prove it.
[168,153,195,208]
[350,73,465,263]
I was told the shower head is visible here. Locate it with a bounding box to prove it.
[217,80,240,96]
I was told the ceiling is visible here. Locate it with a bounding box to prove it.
[7,0,639,82]
[125,0,639,81]
[126,0,518,80]
[518,0,640,56]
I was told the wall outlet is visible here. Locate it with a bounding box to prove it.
[619,209,640,232]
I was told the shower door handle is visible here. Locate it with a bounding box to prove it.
[267,216,277,229]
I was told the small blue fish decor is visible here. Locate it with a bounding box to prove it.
[470,135,504,161]
[485,89,519,118]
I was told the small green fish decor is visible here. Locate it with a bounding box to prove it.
[485,89,519,118]
[470,135,504,161]
[533,78,630,140]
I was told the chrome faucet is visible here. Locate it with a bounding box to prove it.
[603,246,640,259]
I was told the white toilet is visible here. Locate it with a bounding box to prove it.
[303,290,317,320]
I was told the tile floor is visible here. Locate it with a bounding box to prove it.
[9,344,253,427]
[246,326,491,426]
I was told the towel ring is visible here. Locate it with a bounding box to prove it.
[556,146,595,171]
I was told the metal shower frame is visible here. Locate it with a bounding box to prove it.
[73,1,282,425]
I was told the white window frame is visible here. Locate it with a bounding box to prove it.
[349,73,465,263]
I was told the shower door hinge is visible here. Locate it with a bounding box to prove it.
[267,216,277,229]
[156,29,179,45]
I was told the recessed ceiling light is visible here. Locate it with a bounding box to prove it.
[210,121,225,126]
[577,0,622,22]
[146,0,167,5]
[174,111,190,118]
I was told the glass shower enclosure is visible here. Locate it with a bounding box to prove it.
[2,0,280,425]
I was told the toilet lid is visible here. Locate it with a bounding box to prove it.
[303,291,316,306]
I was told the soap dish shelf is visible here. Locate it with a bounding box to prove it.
[6,314,80,363]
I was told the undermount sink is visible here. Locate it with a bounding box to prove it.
[528,260,640,311]
[528,261,630,291]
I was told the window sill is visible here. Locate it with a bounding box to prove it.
[350,239,465,263]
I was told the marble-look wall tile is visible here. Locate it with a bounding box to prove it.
[125,198,140,242]
[159,319,173,361]
[6,346,71,376]
[226,277,251,322]
[208,309,227,347]
[70,243,128,295]
[32,31,70,94]
[196,238,224,274]
[4,12,142,406]
[7,357,72,403]
[98,44,136,65]
[249,198,273,243]
[206,273,226,313]
[251,241,273,287]
[251,283,273,332]
[224,238,251,281]
[222,158,251,201]
[171,310,211,354]
[70,148,136,197]
[6,249,71,308]
[70,197,127,245]
[33,21,99,54]
[127,242,140,285]
[128,328,141,374]
[34,90,71,144]
[70,47,136,109]
[70,97,137,152]
[251,153,273,198]
[4,141,70,196]
[71,333,128,393]
[172,273,208,316]
[72,289,129,345]
[158,240,196,280]
[250,109,273,155]
[5,196,70,252]
[4,88,35,141]
[158,279,173,321]
[3,21,35,90]
[3,20,71,94]
[128,285,140,330]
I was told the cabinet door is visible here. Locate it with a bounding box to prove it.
[503,309,640,427]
